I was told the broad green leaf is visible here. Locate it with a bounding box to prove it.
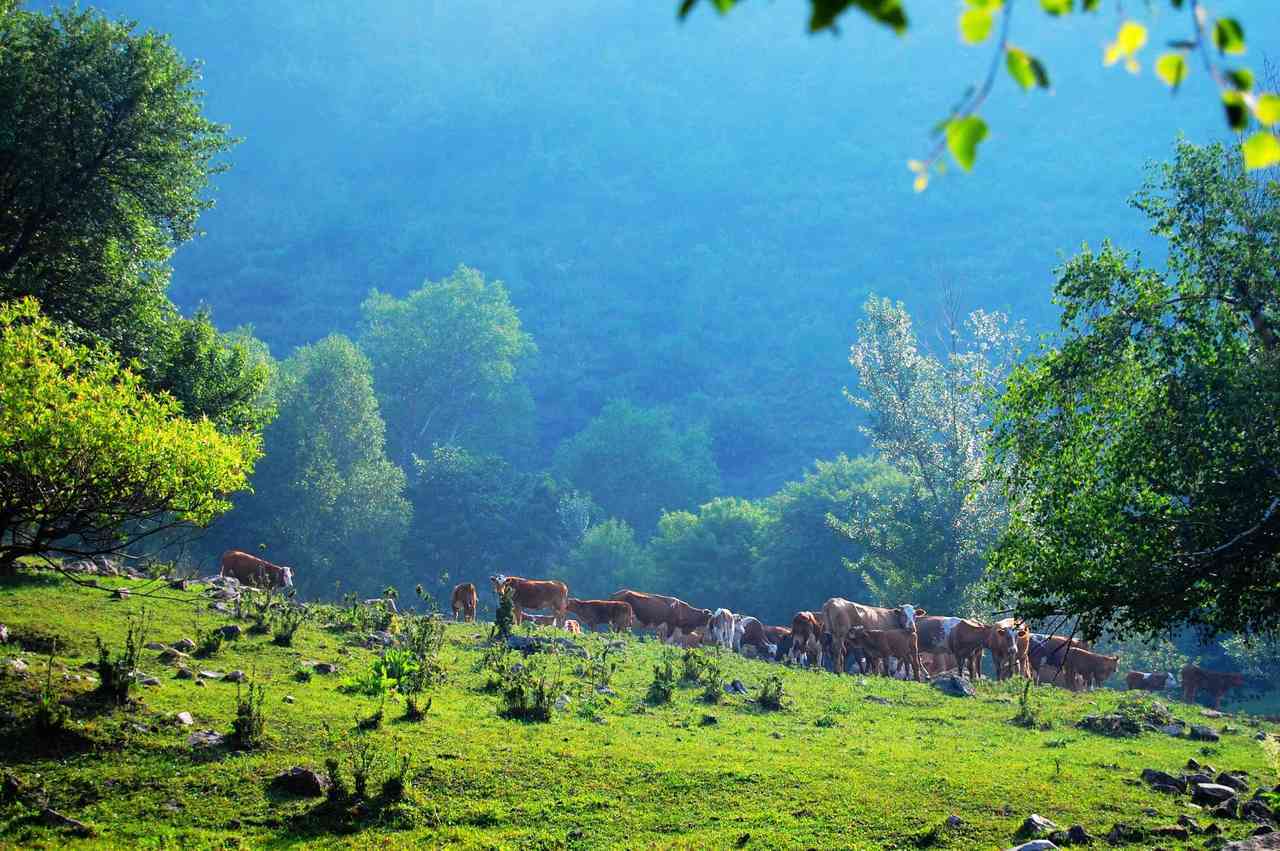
[1154,53,1187,89]
[1226,68,1255,91]
[960,8,993,45]
[1213,18,1245,55]
[1255,94,1280,127]
[1241,131,1280,170]
[1006,47,1049,90]
[1039,0,1071,15]
[809,0,908,34]
[1104,21,1147,68]
[1222,91,1248,130]
[946,115,988,172]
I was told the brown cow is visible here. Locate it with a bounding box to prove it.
[986,618,1031,680]
[845,625,925,681]
[1037,664,1085,691]
[821,599,925,676]
[1125,670,1177,691]
[735,616,777,658]
[609,589,711,633]
[1181,664,1246,709]
[450,582,478,622]
[1027,634,1091,670]
[764,625,791,660]
[1064,648,1119,690]
[567,598,635,633]
[490,575,569,626]
[916,616,987,680]
[220,550,293,590]
[789,611,824,667]
[667,627,706,649]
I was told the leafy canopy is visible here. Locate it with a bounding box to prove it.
[0,297,259,571]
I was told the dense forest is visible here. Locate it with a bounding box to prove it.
[3,1,1278,689]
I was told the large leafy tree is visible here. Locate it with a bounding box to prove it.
[554,399,720,538]
[558,519,656,600]
[0,5,270,431]
[359,265,537,466]
[989,141,1280,641]
[831,296,1022,614]
[210,335,409,596]
[649,497,773,615]
[0,297,259,574]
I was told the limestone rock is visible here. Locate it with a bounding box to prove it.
[272,766,329,797]
[932,674,975,697]
[1016,814,1058,839]
[1193,783,1238,805]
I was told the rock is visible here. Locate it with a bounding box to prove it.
[1190,724,1221,742]
[1193,783,1239,805]
[1150,825,1190,840]
[932,674,976,697]
[40,807,95,837]
[4,658,28,676]
[504,634,587,658]
[1187,758,1203,770]
[0,624,8,643]
[195,679,206,687]
[1186,772,1217,786]
[595,685,617,697]
[1159,723,1186,737]
[1007,842,1058,851]
[197,670,225,680]
[139,675,161,687]
[946,815,964,829]
[864,695,892,705]
[1223,834,1280,850]
[174,666,194,680]
[725,679,749,695]
[144,642,166,651]
[187,730,227,748]
[1203,709,1225,718]
[272,766,329,797]
[158,648,190,665]
[174,711,194,726]
[210,602,231,614]
[1142,768,1187,793]
[1223,725,1241,735]
[169,579,189,591]
[217,625,242,641]
[1217,773,1251,793]
[1252,827,1278,838]
[173,638,196,653]
[1258,732,1272,741]
[1178,815,1204,834]
[112,588,129,600]
[225,670,247,683]
[1066,824,1094,845]
[1242,799,1274,823]
[1016,814,1059,839]
[1211,797,1241,819]
[313,662,338,675]
[1105,823,1147,844]
[553,694,571,711]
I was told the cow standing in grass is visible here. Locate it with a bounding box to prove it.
[1181,664,1246,709]
[845,625,925,681]
[1064,648,1119,690]
[821,599,925,676]
[708,608,736,649]
[986,619,1031,680]
[220,550,293,590]
[912,616,989,680]
[490,574,569,627]
[451,582,478,622]
[567,598,635,633]
[1124,670,1177,691]
[610,589,711,634]
[788,611,824,667]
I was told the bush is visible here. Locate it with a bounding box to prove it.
[498,657,563,722]
[247,590,275,635]
[193,621,223,658]
[324,756,346,801]
[382,752,412,801]
[293,666,313,683]
[756,673,786,711]
[492,586,515,642]
[582,643,619,692]
[403,693,432,722]
[230,679,267,749]
[348,728,381,799]
[95,609,150,705]
[699,654,725,705]
[357,697,386,731]
[647,652,677,705]
[680,648,707,684]
[31,646,68,734]
[271,604,307,647]
[340,666,394,697]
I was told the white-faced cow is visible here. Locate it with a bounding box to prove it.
[821,599,925,676]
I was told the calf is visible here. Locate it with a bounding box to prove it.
[1181,664,1246,709]
[566,598,635,633]
[1038,664,1085,691]
[1125,670,1176,692]
[708,608,735,649]
[788,611,824,667]
[1064,648,1119,690]
[845,625,924,682]
[986,619,1031,680]
[916,616,988,680]
[669,628,706,649]
[451,582,478,622]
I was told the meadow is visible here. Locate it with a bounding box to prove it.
[1,571,1276,850]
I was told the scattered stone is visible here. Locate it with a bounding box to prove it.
[932,674,976,697]
[864,695,892,705]
[4,658,28,676]
[1150,825,1190,841]
[197,670,225,680]
[0,624,8,643]
[1105,823,1147,844]
[1062,825,1093,845]
[40,807,95,837]
[1142,768,1187,793]
[130,723,153,734]
[112,588,129,600]
[1217,773,1251,793]
[187,730,227,749]
[1186,772,1217,786]
[1193,784,1238,805]
[1007,842,1058,851]
[1242,799,1274,823]
[158,648,190,665]
[210,602,231,614]
[504,634,587,657]
[554,694,571,711]
[174,711,194,726]
[139,675,161,687]
[1211,797,1241,820]
[595,685,617,697]
[724,679,749,696]
[283,695,295,704]
[313,662,338,675]
[1016,814,1058,839]
[1160,723,1186,737]
[144,642,166,651]
[1223,725,1241,735]
[173,638,196,653]
[225,670,247,683]
[175,666,194,680]
[1257,732,1272,742]
[1190,724,1221,742]
[1223,833,1280,850]
[217,625,242,641]
[272,766,329,798]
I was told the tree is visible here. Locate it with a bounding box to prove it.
[210,335,409,596]
[989,141,1280,641]
[830,296,1023,615]
[678,1,1278,181]
[0,298,259,574]
[559,519,656,600]
[649,498,773,615]
[554,399,720,538]
[359,265,537,465]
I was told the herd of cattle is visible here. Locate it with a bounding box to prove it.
[216,551,1250,709]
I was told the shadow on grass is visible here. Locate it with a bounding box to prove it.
[281,791,422,838]
[0,571,63,592]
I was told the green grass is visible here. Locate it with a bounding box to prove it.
[1,571,1276,849]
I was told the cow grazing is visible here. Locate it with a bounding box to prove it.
[610,589,711,633]
[490,575,569,626]
[566,598,635,633]
[735,616,777,658]
[1181,664,1246,709]
[1064,648,1119,690]
[915,616,987,680]
[708,608,736,649]
[451,582,478,622]
[821,599,925,676]
[845,625,925,681]
[220,550,294,590]
[1125,670,1176,691]
[986,619,1031,680]
[789,611,824,667]
[1027,634,1091,670]
[1037,664,1085,691]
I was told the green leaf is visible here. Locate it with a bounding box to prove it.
[1226,68,1255,91]
[1222,91,1248,131]
[1104,21,1147,68]
[1081,0,1100,9]
[960,8,993,45]
[1039,0,1071,15]
[1212,18,1245,55]
[1255,94,1280,127]
[946,115,988,172]
[1241,131,1280,170]
[809,0,908,34]
[1154,53,1187,89]
[1006,47,1049,90]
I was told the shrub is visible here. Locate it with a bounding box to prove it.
[382,751,412,800]
[757,673,786,711]
[699,654,725,704]
[340,666,394,697]
[403,693,432,722]
[375,648,420,684]
[95,609,150,705]
[582,643,619,692]
[498,656,563,722]
[324,756,346,801]
[492,587,515,642]
[193,621,223,658]
[247,590,275,635]
[647,652,677,705]
[31,645,68,734]
[230,679,267,749]
[680,648,707,684]
[357,698,385,731]
[348,728,381,799]
[293,666,313,683]
[272,603,307,647]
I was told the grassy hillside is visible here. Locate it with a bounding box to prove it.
[1,572,1277,849]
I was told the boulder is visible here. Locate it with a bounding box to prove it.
[112,588,129,600]
[174,711,194,726]
[1193,783,1239,805]
[4,658,28,676]
[313,662,338,675]
[138,675,161,687]
[210,602,231,614]
[1105,823,1146,845]
[504,634,587,658]
[158,648,190,665]
[173,638,196,653]
[272,766,328,798]
[1186,772,1217,786]
[197,670,225,680]
[932,674,975,698]
[225,670,247,683]
[217,625,242,641]
[1211,797,1241,820]
[946,815,964,829]
[144,642,166,651]
[187,730,227,749]
[1190,724,1221,742]
[1159,723,1186,737]
[1006,842,1057,851]
[1066,824,1094,845]
[1242,799,1274,823]
[1141,769,1187,793]
[1150,825,1190,840]
[174,666,194,680]
[1217,772,1252,793]
[1178,815,1204,834]
[1223,834,1280,850]
[1016,814,1059,839]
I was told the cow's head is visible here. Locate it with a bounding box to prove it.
[280,566,294,588]
[489,574,507,596]
[994,624,1020,655]
[896,604,925,629]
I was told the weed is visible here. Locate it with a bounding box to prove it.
[358,695,386,730]
[700,654,725,704]
[339,665,394,697]
[193,620,223,659]
[491,586,515,642]
[349,727,381,799]
[403,693,432,721]
[30,643,68,734]
[272,603,307,647]
[95,608,150,706]
[498,654,564,722]
[814,714,838,728]
[247,589,274,635]
[293,666,313,683]
[1011,681,1040,728]
[757,673,786,711]
[324,757,346,801]
[229,677,267,750]
[680,648,707,684]
[582,643,619,692]
[382,750,412,801]
[647,651,677,705]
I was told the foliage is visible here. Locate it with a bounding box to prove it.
[679,649,708,685]
[382,751,412,801]
[94,609,150,706]
[30,645,68,735]
[0,298,259,573]
[650,498,771,615]
[554,399,720,537]
[193,623,224,659]
[699,653,725,704]
[360,265,536,465]
[832,296,1022,615]
[271,604,307,647]
[347,727,381,799]
[647,652,677,705]
[207,335,408,598]
[1221,635,1280,684]
[230,679,268,750]
[497,656,564,723]
[989,141,1280,641]
[340,666,395,698]
[560,519,654,599]
[492,587,515,643]
[756,673,786,711]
